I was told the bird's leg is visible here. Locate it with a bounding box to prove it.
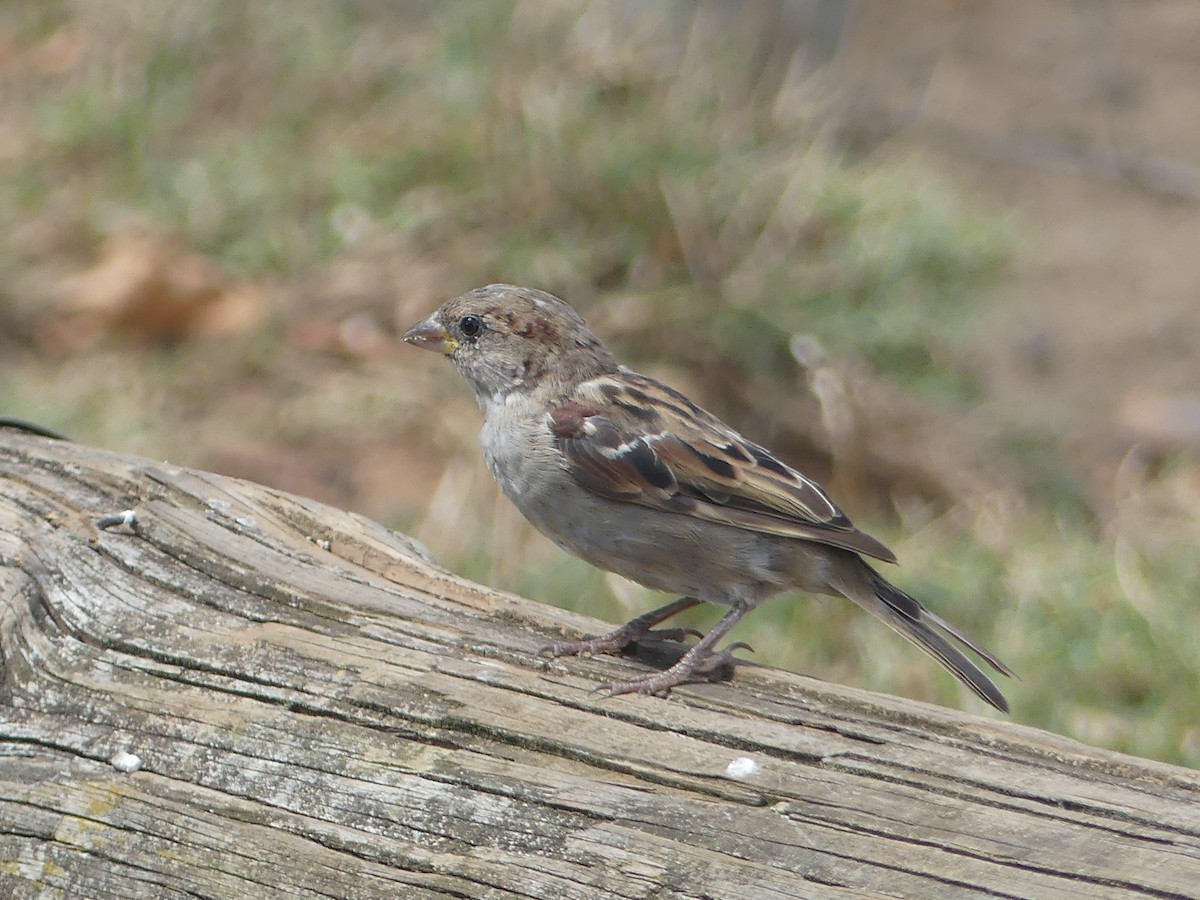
[598,600,753,697]
[539,596,704,658]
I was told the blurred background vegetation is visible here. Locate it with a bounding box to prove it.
[2,0,1198,766]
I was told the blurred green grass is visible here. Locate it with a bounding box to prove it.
[2,0,1006,394]
[1,1,1196,767]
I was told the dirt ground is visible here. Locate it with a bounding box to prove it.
[846,0,1200,488]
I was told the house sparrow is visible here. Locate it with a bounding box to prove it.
[404,284,1012,711]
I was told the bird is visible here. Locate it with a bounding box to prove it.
[404,284,1012,711]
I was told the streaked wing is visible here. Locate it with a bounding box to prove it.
[548,373,897,564]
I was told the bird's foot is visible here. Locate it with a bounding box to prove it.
[538,597,704,660]
[594,642,754,697]
[538,625,702,659]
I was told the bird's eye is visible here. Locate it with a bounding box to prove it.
[458,315,483,338]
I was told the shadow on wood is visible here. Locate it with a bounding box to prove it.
[1,431,1197,898]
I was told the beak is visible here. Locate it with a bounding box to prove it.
[402,316,457,355]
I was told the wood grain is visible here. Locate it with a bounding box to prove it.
[1,431,1197,899]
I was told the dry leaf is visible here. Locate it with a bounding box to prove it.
[46,231,266,351]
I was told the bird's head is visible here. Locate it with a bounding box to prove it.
[404,284,617,406]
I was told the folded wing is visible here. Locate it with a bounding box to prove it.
[548,374,897,564]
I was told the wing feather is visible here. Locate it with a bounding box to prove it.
[551,375,897,564]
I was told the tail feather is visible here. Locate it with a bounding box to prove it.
[921,608,1016,678]
[837,562,1012,713]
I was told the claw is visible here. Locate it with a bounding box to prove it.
[599,670,686,697]
[690,641,754,674]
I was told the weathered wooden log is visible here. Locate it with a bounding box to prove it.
[1,430,1197,899]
